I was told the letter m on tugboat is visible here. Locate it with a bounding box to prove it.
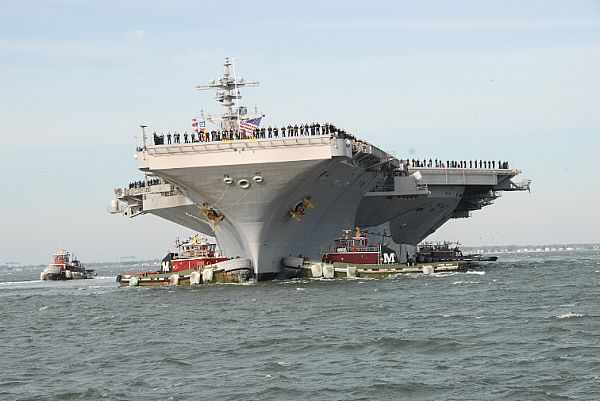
[382,252,396,264]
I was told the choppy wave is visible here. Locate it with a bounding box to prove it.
[451,280,480,285]
[0,279,40,286]
[466,270,486,275]
[555,312,584,319]
[1,251,599,400]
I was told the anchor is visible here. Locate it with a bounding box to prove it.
[202,203,225,227]
[289,196,314,222]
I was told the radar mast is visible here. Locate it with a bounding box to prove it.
[195,57,259,131]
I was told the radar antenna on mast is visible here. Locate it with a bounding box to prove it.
[195,57,259,131]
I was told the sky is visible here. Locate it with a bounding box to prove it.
[1,0,599,264]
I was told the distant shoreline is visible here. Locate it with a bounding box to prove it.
[3,244,599,269]
[461,244,600,254]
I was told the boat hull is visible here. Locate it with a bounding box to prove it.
[284,259,467,279]
[138,137,388,279]
[40,267,94,281]
[117,258,253,287]
[464,255,498,262]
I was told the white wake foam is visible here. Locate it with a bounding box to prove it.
[0,280,40,286]
[466,271,486,275]
[555,312,584,319]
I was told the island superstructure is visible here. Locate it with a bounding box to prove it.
[110,58,530,280]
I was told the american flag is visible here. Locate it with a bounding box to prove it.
[239,117,262,134]
[192,118,206,134]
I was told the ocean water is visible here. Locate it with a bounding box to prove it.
[1,251,599,400]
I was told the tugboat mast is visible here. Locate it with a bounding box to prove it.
[195,57,259,131]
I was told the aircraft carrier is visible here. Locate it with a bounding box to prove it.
[110,58,530,280]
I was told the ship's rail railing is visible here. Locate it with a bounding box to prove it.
[324,245,381,253]
[181,249,213,258]
[369,184,395,192]
[369,183,428,193]
[145,188,183,198]
[407,166,521,176]
[116,182,183,198]
[351,141,397,166]
[418,241,460,251]
[403,166,528,189]
[144,135,335,155]
[119,187,145,196]
[352,142,390,160]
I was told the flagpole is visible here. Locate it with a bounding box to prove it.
[140,123,148,187]
[231,57,241,136]
[140,123,147,148]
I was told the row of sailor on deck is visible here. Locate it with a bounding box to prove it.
[128,178,161,189]
[406,159,511,169]
[152,122,350,145]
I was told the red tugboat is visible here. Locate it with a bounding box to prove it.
[40,250,95,281]
[284,227,467,279]
[417,241,464,263]
[322,228,385,264]
[166,235,229,272]
[117,235,253,287]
